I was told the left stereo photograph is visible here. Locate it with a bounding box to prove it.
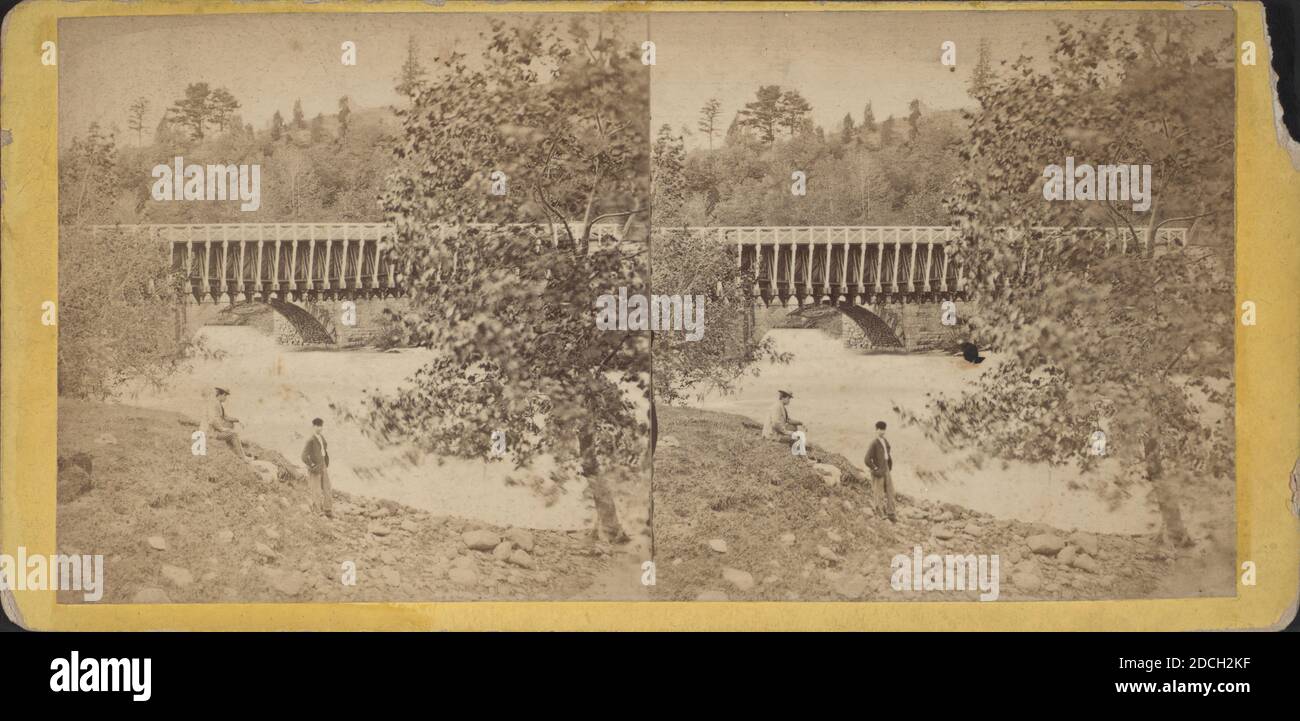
[53,12,654,604]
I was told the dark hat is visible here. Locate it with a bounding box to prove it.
[875,421,887,430]
[214,387,230,396]
[778,389,793,399]
[312,417,324,427]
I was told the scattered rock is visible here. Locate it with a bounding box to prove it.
[762,575,780,585]
[707,539,728,554]
[932,526,956,540]
[963,521,982,536]
[935,510,955,522]
[811,463,842,487]
[448,568,478,586]
[146,536,167,551]
[262,567,306,597]
[463,530,501,551]
[400,519,419,534]
[1057,545,1078,565]
[95,433,118,445]
[254,542,277,559]
[264,527,281,541]
[381,568,402,587]
[493,541,514,561]
[505,528,535,552]
[57,466,93,503]
[160,564,193,587]
[216,529,234,545]
[132,588,171,603]
[1071,553,1100,573]
[508,550,536,569]
[816,545,841,563]
[249,460,278,484]
[722,568,755,591]
[779,533,796,547]
[1068,531,1099,557]
[695,590,728,601]
[659,435,682,448]
[1010,569,1043,591]
[452,555,475,570]
[831,573,870,600]
[368,522,392,537]
[826,529,843,543]
[1026,533,1065,556]
[380,550,397,565]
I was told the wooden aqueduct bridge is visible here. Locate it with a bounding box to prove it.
[91,223,1189,349]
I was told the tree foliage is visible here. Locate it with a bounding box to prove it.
[901,14,1235,543]
[361,18,649,536]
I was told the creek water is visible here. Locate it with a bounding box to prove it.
[127,326,595,530]
[690,329,1163,535]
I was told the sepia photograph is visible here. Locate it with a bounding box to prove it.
[53,11,653,603]
[646,8,1237,602]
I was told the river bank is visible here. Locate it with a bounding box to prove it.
[649,405,1234,602]
[55,400,645,603]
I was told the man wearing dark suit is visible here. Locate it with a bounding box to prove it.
[865,420,896,522]
[301,417,332,517]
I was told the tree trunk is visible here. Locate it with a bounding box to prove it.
[579,423,623,541]
[1144,435,1189,546]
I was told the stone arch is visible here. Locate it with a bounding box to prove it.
[265,299,337,346]
[180,299,336,346]
[836,303,904,349]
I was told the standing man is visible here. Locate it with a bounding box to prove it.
[301,417,332,518]
[865,420,895,522]
[762,390,803,440]
[207,387,250,462]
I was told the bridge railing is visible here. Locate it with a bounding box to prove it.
[664,225,1189,303]
[82,222,628,302]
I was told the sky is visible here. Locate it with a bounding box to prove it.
[649,10,1065,148]
[58,8,1231,150]
[57,12,646,147]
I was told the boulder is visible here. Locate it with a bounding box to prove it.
[505,528,535,552]
[1067,531,1099,557]
[1057,545,1078,565]
[463,530,501,551]
[831,572,870,600]
[448,568,478,586]
[262,568,306,597]
[492,541,514,561]
[1025,534,1065,556]
[249,460,278,484]
[722,568,755,591]
[811,463,842,487]
[707,539,728,554]
[1071,553,1100,574]
[160,564,193,588]
[146,536,167,551]
[1010,569,1043,591]
[932,526,956,541]
[57,466,93,503]
[508,550,536,569]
